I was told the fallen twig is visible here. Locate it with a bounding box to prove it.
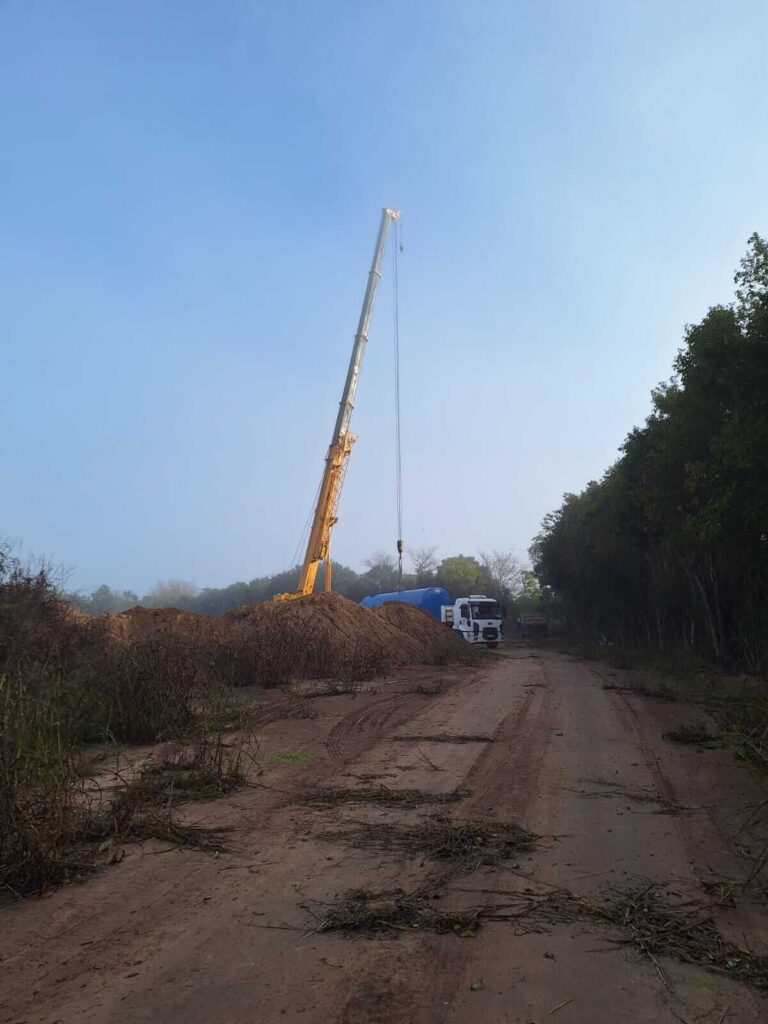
[548,998,574,1015]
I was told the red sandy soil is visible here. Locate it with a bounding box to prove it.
[101,593,463,668]
[226,592,427,663]
[2,648,768,1024]
[102,605,227,641]
[373,600,468,655]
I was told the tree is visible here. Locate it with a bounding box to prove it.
[410,545,438,581]
[515,570,541,611]
[316,561,369,601]
[479,550,522,600]
[196,581,253,615]
[62,584,139,615]
[533,234,768,671]
[437,555,490,599]
[88,584,139,615]
[142,579,200,610]
[734,231,768,326]
[361,551,398,594]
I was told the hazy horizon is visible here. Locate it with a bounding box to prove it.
[4,1,768,595]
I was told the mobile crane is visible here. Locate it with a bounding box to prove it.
[276,207,400,601]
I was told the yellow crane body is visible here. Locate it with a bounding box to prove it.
[285,430,356,599]
[276,207,399,601]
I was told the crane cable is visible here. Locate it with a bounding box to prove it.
[392,217,404,590]
[290,474,323,573]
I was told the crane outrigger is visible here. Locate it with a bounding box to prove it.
[276,207,400,601]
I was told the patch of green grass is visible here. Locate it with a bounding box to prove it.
[273,751,313,765]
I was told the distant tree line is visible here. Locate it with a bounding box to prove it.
[64,549,540,618]
[532,234,768,675]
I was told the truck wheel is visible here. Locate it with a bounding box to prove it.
[487,642,499,650]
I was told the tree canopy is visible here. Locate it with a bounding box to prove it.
[533,234,768,674]
[64,547,524,617]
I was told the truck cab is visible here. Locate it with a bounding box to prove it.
[441,594,504,647]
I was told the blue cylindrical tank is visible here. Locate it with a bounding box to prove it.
[360,587,452,622]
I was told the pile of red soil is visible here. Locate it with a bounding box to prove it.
[226,592,425,665]
[373,600,468,654]
[96,593,465,676]
[102,606,227,642]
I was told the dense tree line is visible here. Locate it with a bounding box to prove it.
[533,235,768,674]
[65,549,527,617]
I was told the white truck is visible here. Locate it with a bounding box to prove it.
[441,594,504,648]
[361,587,505,648]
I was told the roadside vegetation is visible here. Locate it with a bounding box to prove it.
[0,549,254,899]
[557,636,768,774]
[533,234,768,678]
[0,546,475,899]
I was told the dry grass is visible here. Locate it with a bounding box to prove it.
[314,886,483,936]
[83,788,230,854]
[570,778,687,815]
[719,698,768,773]
[593,640,768,773]
[314,880,768,989]
[122,736,252,807]
[602,682,676,702]
[1,671,252,896]
[1,754,233,900]
[587,883,768,989]
[302,680,369,698]
[318,817,538,873]
[484,883,768,989]
[0,551,256,897]
[302,786,469,809]
[663,724,722,748]
[1,673,93,897]
[409,680,445,697]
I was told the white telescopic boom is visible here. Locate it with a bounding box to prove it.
[331,207,400,444]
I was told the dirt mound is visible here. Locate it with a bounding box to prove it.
[373,601,468,654]
[226,592,424,666]
[91,593,466,685]
[59,604,93,628]
[103,606,227,642]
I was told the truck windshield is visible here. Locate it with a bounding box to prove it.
[471,602,501,620]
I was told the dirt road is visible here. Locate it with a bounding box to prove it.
[3,650,768,1023]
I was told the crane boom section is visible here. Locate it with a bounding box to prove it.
[277,207,400,601]
[332,208,399,442]
[294,431,355,597]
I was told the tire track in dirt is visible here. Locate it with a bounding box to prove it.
[587,664,677,806]
[613,690,677,805]
[324,670,481,764]
[461,663,555,824]
[585,662,741,886]
[589,664,756,888]
[327,659,538,1024]
[250,696,311,728]
[324,692,425,763]
[414,658,555,1024]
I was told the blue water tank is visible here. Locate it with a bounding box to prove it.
[360,587,452,622]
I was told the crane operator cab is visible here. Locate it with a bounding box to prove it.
[441,595,505,648]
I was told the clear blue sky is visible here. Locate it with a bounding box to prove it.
[3,1,767,595]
